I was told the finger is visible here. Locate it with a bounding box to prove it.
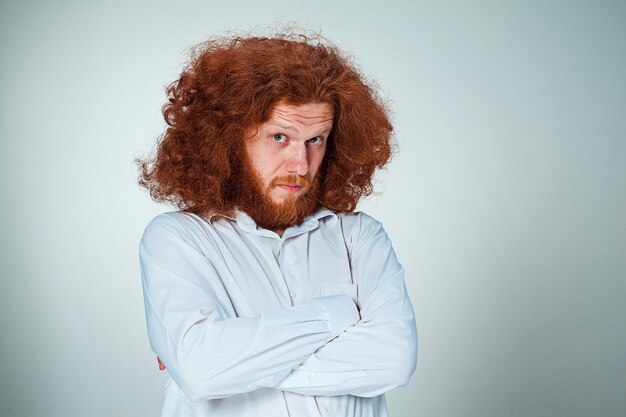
[157,356,166,371]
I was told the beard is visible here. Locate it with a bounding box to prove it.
[233,155,322,232]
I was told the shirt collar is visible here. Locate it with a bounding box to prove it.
[209,207,337,239]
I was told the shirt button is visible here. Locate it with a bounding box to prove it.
[304,374,312,383]
[289,289,298,298]
[326,403,336,414]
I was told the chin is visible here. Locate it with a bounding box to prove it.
[270,193,301,205]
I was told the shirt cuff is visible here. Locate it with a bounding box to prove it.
[313,295,360,339]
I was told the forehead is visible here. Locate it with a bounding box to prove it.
[267,102,334,129]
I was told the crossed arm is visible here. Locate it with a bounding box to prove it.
[140,213,417,401]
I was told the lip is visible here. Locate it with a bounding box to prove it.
[276,184,303,193]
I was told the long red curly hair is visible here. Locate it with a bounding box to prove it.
[139,32,394,214]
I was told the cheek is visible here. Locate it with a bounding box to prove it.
[309,148,327,176]
[260,153,283,176]
[246,142,278,179]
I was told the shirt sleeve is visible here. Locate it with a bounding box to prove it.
[139,214,360,402]
[274,213,418,397]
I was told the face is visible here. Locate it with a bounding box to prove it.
[245,102,334,204]
[235,102,334,231]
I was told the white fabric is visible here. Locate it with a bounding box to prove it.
[140,208,417,417]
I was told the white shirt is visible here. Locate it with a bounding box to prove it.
[140,208,417,417]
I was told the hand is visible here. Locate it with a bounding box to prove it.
[157,356,166,371]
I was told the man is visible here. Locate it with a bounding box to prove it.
[139,32,417,417]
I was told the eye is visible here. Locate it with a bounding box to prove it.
[307,136,323,145]
[272,133,287,143]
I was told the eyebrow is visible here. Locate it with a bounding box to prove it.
[267,122,333,135]
[268,123,298,133]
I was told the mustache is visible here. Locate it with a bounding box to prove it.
[269,175,311,189]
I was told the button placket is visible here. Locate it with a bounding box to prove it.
[278,240,302,305]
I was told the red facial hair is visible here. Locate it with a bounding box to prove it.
[233,158,321,232]
[270,175,311,190]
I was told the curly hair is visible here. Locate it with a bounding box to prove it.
[139,31,394,214]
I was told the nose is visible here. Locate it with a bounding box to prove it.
[285,144,309,176]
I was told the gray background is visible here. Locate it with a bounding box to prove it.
[1,1,625,416]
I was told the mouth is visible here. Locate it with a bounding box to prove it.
[276,184,304,193]
[269,175,310,197]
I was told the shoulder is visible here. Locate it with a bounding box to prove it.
[143,211,193,235]
[140,211,210,248]
[335,211,387,249]
[336,211,382,228]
